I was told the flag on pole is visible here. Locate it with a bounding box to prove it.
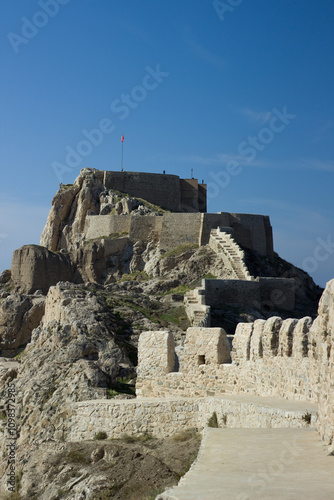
[121,134,124,142]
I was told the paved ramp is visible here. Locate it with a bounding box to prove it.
[159,428,334,500]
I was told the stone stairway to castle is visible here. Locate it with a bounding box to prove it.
[184,227,254,327]
[209,227,254,281]
[184,288,210,327]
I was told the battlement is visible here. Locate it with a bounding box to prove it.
[103,171,207,212]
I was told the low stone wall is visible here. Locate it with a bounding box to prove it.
[69,395,316,441]
[69,398,201,441]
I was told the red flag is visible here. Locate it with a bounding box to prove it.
[121,134,124,142]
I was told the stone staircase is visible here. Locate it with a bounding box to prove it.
[184,227,255,327]
[209,227,254,281]
[184,288,210,327]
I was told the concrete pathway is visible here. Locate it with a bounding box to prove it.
[159,428,334,500]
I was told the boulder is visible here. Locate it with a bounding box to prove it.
[11,245,74,294]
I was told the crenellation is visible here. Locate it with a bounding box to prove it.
[262,316,282,357]
[278,318,298,357]
[250,319,265,360]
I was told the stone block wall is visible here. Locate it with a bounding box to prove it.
[104,171,182,211]
[159,213,202,251]
[136,280,334,449]
[69,395,315,441]
[202,278,295,312]
[84,215,132,241]
[103,171,207,213]
[83,212,274,256]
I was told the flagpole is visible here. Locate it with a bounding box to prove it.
[121,134,124,171]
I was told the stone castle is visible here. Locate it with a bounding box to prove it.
[1,167,333,498]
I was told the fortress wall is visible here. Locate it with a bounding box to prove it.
[180,179,199,212]
[84,215,131,240]
[159,213,202,251]
[84,212,273,257]
[199,213,230,245]
[229,213,273,256]
[129,216,163,244]
[104,171,182,212]
[202,278,295,312]
[258,278,295,311]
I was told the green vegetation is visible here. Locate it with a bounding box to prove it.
[302,411,312,425]
[158,306,190,330]
[121,433,154,444]
[162,273,217,296]
[172,429,198,442]
[161,243,199,259]
[84,232,128,245]
[14,348,26,360]
[94,431,108,441]
[119,271,150,282]
[207,411,219,428]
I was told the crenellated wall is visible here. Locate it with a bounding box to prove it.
[136,279,334,449]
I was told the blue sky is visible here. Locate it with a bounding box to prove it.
[0,0,333,287]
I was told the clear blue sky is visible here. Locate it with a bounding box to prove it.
[1,0,333,287]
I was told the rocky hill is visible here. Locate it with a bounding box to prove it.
[0,168,326,499]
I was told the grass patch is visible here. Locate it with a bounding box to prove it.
[14,348,26,360]
[207,411,219,428]
[161,243,199,259]
[94,431,108,441]
[158,306,191,330]
[121,433,154,444]
[302,411,312,425]
[172,429,198,442]
[119,271,150,282]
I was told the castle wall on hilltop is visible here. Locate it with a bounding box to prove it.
[84,212,274,256]
[103,171,207,213]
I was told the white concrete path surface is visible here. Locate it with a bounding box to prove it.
[159,428,334,500]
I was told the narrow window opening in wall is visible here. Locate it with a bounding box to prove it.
[198,355,206,365]
[327,344,331,360]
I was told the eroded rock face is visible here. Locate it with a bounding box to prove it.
[0,294,45,354]
[8,283,133,447]
[40,168,104,252]
[11,245,74,294]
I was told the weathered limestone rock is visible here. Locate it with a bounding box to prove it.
[9,283,132,446]
[40,168,104,252]
[11,244,74,294]
[0,293,45,353]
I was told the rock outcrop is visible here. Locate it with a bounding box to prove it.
[0,293,45,354]
[7,283,133,448]
[11,244,74,294]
